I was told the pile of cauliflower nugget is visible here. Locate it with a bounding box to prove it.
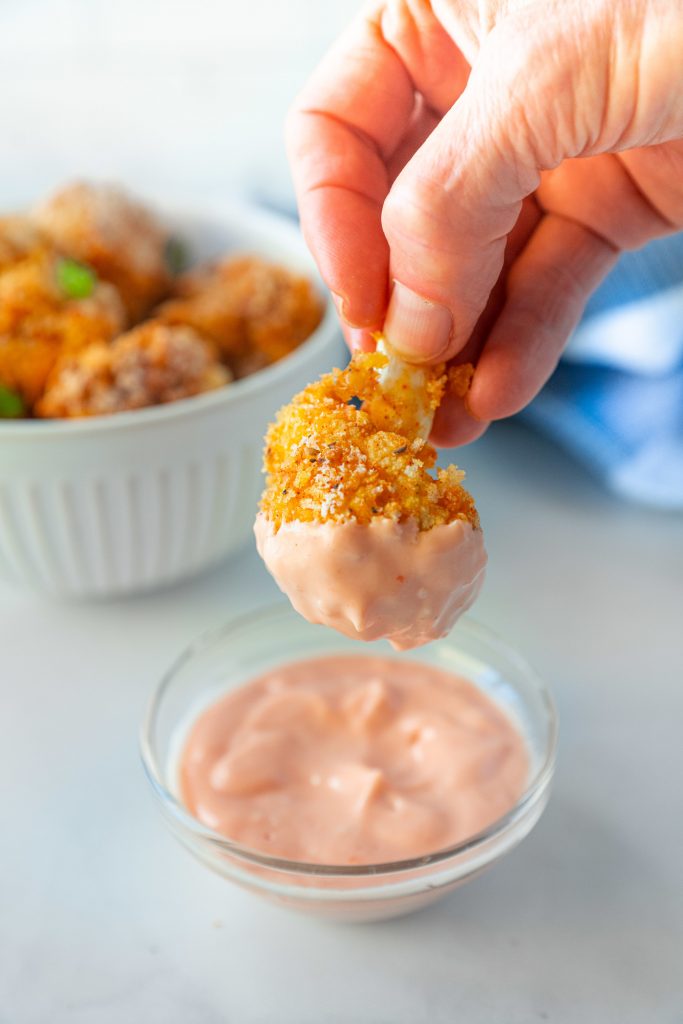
[0,182,322,419]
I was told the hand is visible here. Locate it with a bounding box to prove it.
[286,0,683,445]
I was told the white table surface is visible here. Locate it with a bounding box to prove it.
[1,421,682,1024]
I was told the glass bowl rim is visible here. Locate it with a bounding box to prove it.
[140,601,558,878]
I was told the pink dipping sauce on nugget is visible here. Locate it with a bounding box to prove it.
[254,514,486,651]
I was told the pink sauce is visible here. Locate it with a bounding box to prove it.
[179,655,528,865]
[254,515,487,650]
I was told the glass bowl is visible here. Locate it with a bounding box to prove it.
[140,602,558,922]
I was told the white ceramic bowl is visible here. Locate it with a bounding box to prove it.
[0,198,342,597]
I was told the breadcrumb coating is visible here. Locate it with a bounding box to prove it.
[0,250,125,406]
[260,350,479,532]
[33,182,171,321]
[448,361,475,399]
[36,321,230,418]
[158,255,323,377]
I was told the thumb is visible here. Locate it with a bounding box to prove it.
[381,11,587,362]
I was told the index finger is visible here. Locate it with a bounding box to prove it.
[286,3,467,330]
[287,12,413,327]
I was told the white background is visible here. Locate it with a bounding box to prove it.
[1,3,683,1022]
[0,0,360,210]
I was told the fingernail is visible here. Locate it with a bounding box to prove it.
[331,292,363,329]
[384,281,453,362]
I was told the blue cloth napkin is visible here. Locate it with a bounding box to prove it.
[524,233,683,508]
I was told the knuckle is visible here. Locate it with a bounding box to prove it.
[476,10,600,168]
[381,172,446,250]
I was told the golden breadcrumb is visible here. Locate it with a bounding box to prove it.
[33,181,171,321]
[36,321,230,418]
[158,255,323,377]
[260,350,478,532]
[448,361,474,398]
[0,250,125,407]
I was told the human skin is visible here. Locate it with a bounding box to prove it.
[286,0,683,445]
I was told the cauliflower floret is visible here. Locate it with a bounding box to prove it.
[260,349,478,532]
[36,321,231,419]
[33,181,171,321]
[0,250,125,408]
[157,255,323,377]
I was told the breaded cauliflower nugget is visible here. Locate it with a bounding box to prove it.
[33,182,171,321]
[260,350,478,532]
[0,250,125,407]
[158,255,323,377]
[0,216,44,274]
[37,321,230,418]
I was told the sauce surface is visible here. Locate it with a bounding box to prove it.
[179,654,528,865]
